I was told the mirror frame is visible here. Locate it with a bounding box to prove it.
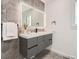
[19,2,46,28]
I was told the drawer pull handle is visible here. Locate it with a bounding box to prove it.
[49,39,52,40]
[28,45,38,49]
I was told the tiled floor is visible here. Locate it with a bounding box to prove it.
[35,47,63,59]
[19,46,71,59]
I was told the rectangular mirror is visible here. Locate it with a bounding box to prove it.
[21,2,46,28]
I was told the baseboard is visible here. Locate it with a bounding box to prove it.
[51,48,77,59]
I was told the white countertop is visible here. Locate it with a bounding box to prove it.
[19,31,53,39]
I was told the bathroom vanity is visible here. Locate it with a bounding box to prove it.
[19,32,52,59]
[19,1,52,59]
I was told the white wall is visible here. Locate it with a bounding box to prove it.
[45,0,77,58]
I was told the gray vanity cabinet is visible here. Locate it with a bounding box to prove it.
[19,34,52,59]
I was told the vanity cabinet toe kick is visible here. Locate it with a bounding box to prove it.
[19,34,52,59]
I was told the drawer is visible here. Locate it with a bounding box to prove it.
[43,34,52,40]
[27,45,38,59]
[27,37,37,48]
[47,34,52,39]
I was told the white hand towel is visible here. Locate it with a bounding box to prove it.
[6,22,18,37]
[2,22,18,41]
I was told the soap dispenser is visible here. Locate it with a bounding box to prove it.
[35,28,38,33]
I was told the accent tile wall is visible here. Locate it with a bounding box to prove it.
[1,39,19,59]
[1,0,44,22]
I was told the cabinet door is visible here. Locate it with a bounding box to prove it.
[37,34,52,53]
[43,34,52,48]
[44,37,50,48]
[38,36,45,53]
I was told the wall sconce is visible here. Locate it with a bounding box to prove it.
[51,21,56,25]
